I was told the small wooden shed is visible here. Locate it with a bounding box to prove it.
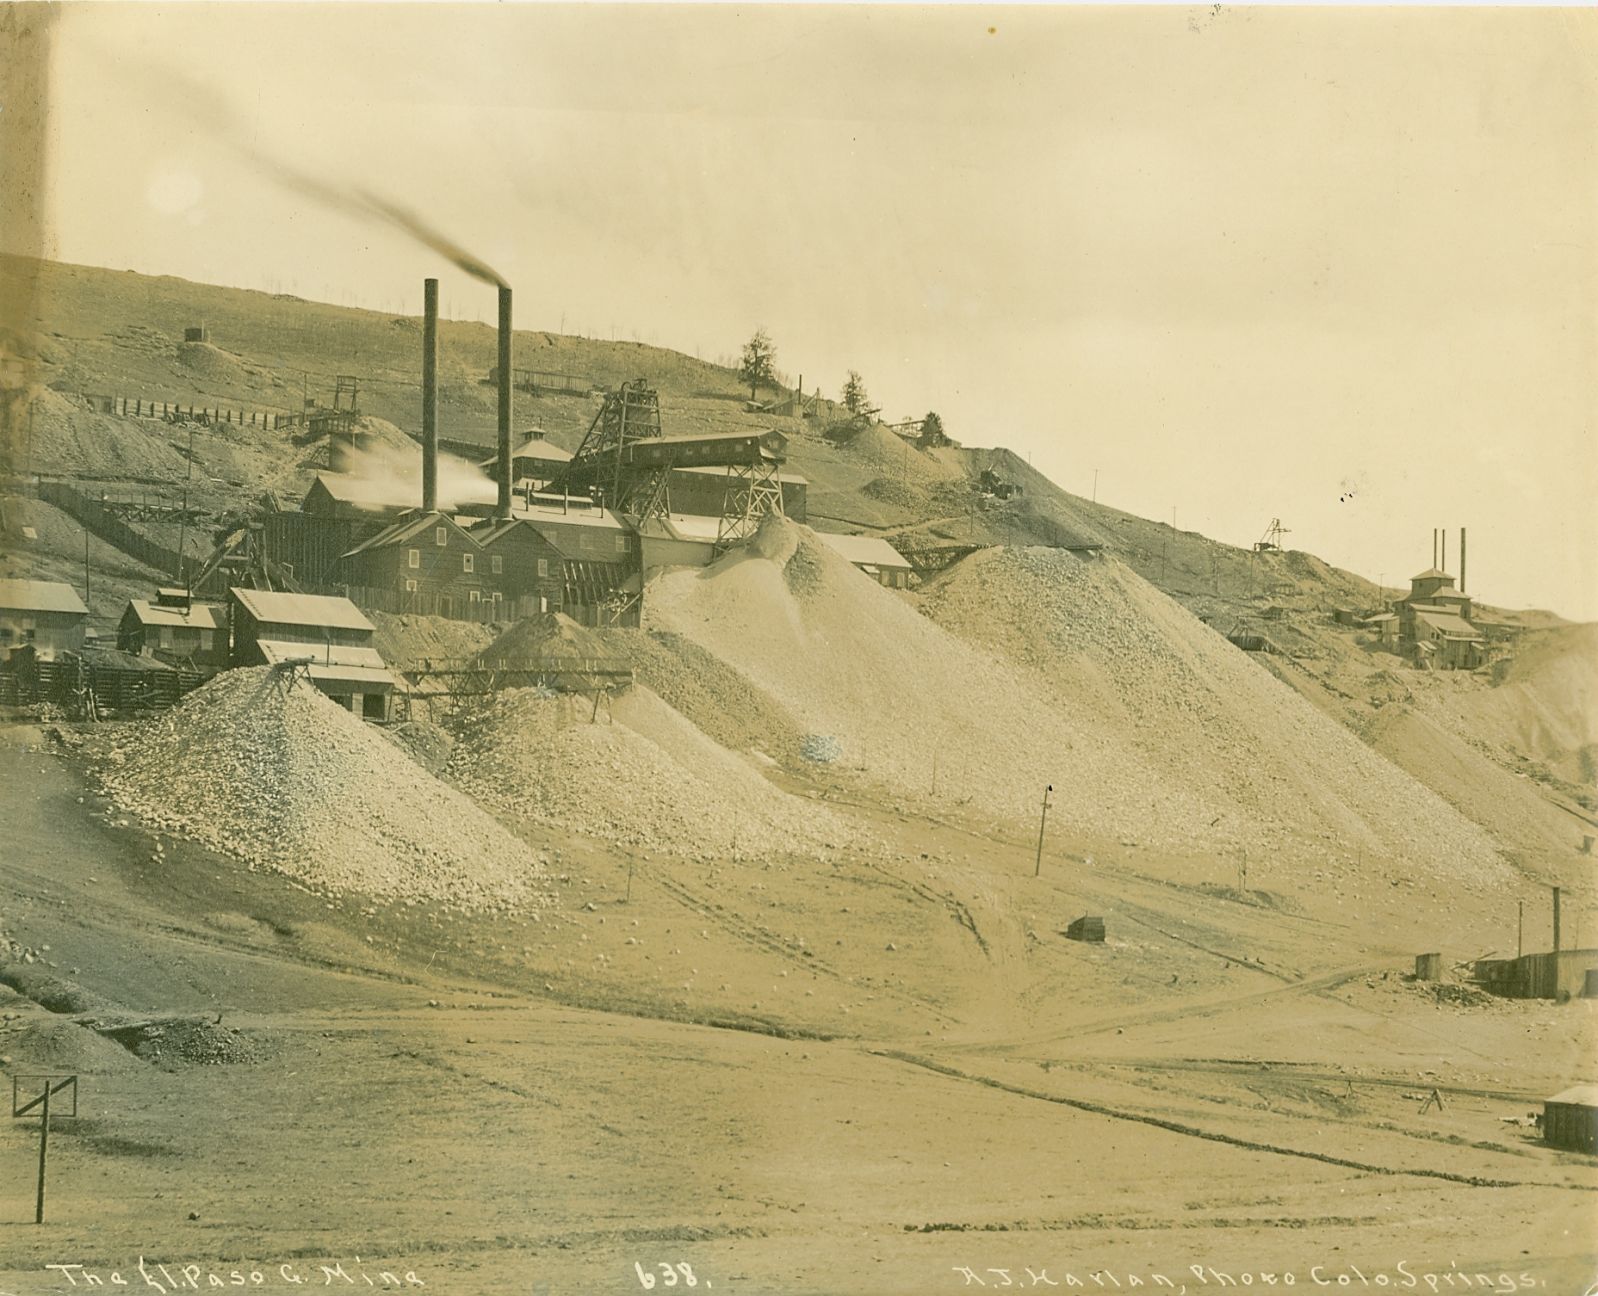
[1542,1085,1598,1155]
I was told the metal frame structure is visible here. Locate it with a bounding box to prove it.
[713,459,786,553]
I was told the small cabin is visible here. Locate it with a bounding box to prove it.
[118,589,229,671]
[0,578,89,661]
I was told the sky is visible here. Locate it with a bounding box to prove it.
[25,4,1598,619]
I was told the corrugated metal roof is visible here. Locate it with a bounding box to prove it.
[342,511,475,557]
[256,639,395,688]
[1414,608,1483,640]
[125,599,228,631]
[1546,1085,1598,1107]
[815,532,913,570]
[508,502,631,531]
[0,579,89,616]
[508,437,572,462]
[231,588,374,633]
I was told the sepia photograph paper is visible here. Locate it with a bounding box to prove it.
[0,3,1595,1293]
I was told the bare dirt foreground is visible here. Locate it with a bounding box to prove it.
[0,725,1594,1296]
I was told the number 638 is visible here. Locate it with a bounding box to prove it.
[635,1261,700,1289]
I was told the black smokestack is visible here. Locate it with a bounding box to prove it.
[497,284,513,519]
[422,278,439,514]
[1460,527,1467,594]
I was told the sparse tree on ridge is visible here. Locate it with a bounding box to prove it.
[841,370,870,416]
[738,328,777,401]
[919,411,947,448]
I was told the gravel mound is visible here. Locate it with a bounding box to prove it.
[840,423,961,483]
[647,517,1161,830]
[93,1015,269,1067]
[96,667,551,910]
[449,684,855,859]
[916,546,1510,883]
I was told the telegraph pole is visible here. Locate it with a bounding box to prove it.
[1034,785,1054,878]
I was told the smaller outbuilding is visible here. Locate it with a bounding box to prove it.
[1542,1085,1598,1155]
[118,589,229,671]
[0,578,89,660]
[815,532,915,588]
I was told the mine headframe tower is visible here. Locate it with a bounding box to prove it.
[557,380,667,516]
[556,380,788,549]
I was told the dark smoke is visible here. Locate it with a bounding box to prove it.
[89,40,508,288]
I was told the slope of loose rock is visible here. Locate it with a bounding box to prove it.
[914,546,1510,884]
[448,684,854,859]
[96,667,549,910]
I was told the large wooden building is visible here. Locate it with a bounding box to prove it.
[1394,569,1484,670]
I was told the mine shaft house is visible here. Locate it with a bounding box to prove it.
[1395,569,1484,670]
[0,578,89,660]
[227,587,397,719]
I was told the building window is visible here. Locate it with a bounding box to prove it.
[469,589,481,603]
[159,627,174,649]
[614,535,628,553]
[463,553,475,573]
[491,554,503,574]
[198,630,213,650]
[491,591,503,604]
[405,579,418,593]
[435,527,448,546]
[408,548,420,569]
[537,558,549,578]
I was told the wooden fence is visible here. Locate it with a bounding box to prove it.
[35,480,228,595]
[89,393,298,429]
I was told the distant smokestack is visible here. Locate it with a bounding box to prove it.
[422,278,439,514]
[1432,529,1438,568]
[1553,886,1562,953]
[1441,529,1447,573]
[1460,527,1467,594]
[497,285,513,519]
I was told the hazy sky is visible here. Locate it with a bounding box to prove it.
[31,4,1598,618]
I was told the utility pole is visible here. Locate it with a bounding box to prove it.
[1034,785,1054,878]
[1518,900,1524,958]
[82,527,90,609]
[1092,468,1098,504]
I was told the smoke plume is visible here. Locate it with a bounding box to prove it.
[342,439,498,513]
[91,42,508,288]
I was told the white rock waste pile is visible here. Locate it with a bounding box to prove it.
[448,684,856,859]
[95,667,551,911]
[915,546,1512,886]
[645,517,1194,838]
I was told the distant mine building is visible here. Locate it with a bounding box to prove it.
[1395,568,1484,669]
[227,588,396,719]
[0,578,89,660]
[1542,1086,1598,1155]
[669,465,808,523]
[1362,610,1399,647]
[1473,948,1598,1001]
[117,589,229,672]
[815,533,915,588]
[480,434,573,489]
